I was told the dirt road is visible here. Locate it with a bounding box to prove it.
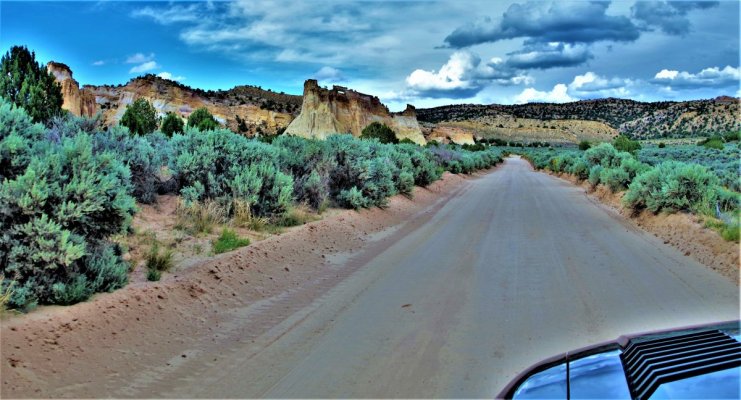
[3,157,738,398]
[161,157,739,397]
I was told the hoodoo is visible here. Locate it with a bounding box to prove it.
[285,79,426,144]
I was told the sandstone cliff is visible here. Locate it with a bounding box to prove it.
[285,80,426,144]
[47,63,299,135]
[46,62,96,118]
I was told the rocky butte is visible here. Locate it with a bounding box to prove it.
[46,62,97,118]
[46,62,299,135]
[285,79,428,144]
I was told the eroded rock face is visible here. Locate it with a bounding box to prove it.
[47,62,96,118]
[47,61,297,134]
[285,80,426,144]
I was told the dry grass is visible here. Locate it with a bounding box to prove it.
[175,199,228,235]
[231,199,269,231]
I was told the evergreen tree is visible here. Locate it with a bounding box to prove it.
[360,122,398,144]
[0,45,64,124]
[160,112,184,136]
[120,98,158,135]
[187,107,219,131]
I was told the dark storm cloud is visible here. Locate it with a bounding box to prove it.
[505,43,592,70]
[443,1,639,48]
[631,1,719,35]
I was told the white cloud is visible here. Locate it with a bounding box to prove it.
[568,72,635,98]
[131,4,201,25]
[514,84,574,104]
[652,65,740,88]
[404,50,532,98]
[312,66,345,83]
[129,61,159,74]
[92,60,105,66]
[126,52,155,64]
[157,72,186,81]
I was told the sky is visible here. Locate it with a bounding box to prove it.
[1,0,739,111]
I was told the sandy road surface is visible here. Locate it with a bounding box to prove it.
[2,157,738,398]
[162,157,738,398]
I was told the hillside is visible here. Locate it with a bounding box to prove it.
[418,97,740,140]
[48,62,301,135]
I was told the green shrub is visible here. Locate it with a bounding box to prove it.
[187,107,219,131]
[120,98,158,135]
[171,128,292,218]
[658,142,666,148]
[160,112,184,137]
[623,161,718,214]
[0,45,63,124]
[613,135,641,154]
[0,101,135,309]
[578,141,591,151]
[146,242,173,272]
[360,122,398,144]
[337,186,369,209]
[600,167,630,192]
[147,268,162,282]
[701,137,724,150]
[569,160,590,180]
[588,165,604,187]
[212,228,250,254]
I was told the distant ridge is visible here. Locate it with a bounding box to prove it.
[417,97,739,140]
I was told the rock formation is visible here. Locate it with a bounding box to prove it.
[47,62,298,135]
[285,80,426,144]
[46,62,96,118]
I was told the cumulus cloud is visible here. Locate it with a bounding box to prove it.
[632,1,719,35]
[92,60,105,66]
[568,72,635,98]
[405,51,532,99]
[505,42,592,70]
[514,84,574,104]
[312,66,345,83]
[129,61,159,74]
[157,72,186,81]
[444,1,639,48]
[652,65,740,88]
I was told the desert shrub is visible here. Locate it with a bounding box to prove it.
[120,98,158,135]
[160,112,184,137]
[623,161,718,214]
[394,143,441,186]
[600,167,631,192]
[212,228,250,254]
[302,170,329,209]
[1,103,135,309]
[716,187,740,213]
[701,137,724,150]
[0,100,46,181]
[584,143,620,168]
[658,142,666,148]
[569,160,590,180]
[360,122,398,144]
[92,126,172,203]
[171,128,293,218]
[0,45,63,124]
[613,134,641,154]
[588,165,604,187]
[337,186,369,209]
[187,107,219,131]
[578,141,591,150]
